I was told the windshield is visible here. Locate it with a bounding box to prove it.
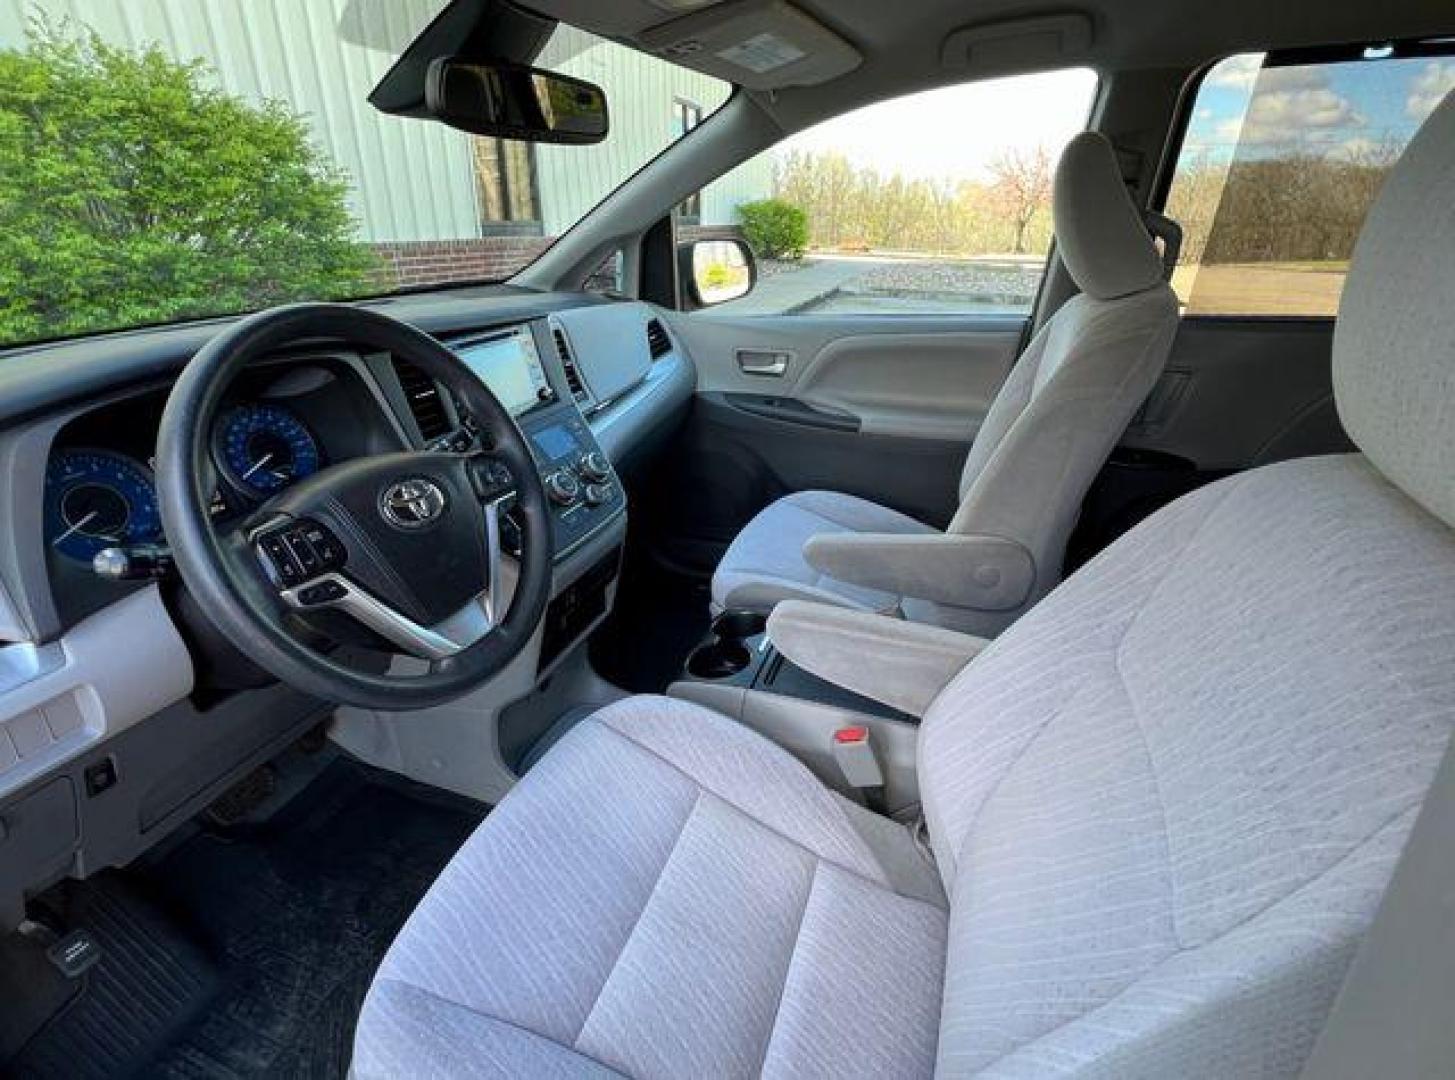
[0,4,732,349]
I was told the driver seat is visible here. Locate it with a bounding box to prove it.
[353,96,1455,1078]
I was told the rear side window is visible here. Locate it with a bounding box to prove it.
[1165,49,1455,317]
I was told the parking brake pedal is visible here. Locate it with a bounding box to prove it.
[46,928,103,980]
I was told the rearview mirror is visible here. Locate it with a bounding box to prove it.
[424,57,608,144]
[682,237,757,308]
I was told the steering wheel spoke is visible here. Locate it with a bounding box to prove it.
[279,570,495,661]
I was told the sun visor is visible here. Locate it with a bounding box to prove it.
[640,0,861,90]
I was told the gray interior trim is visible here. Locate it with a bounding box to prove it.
[516,92,784,291]
[549,302,656,408]
[766,600,988,718]
[1299,731,1455,1080]
[804,532,1036,612]
[665,677,924,812]
[0,586,193,800]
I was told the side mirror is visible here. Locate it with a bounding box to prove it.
[424,57,608,144]
[681,237,757,308]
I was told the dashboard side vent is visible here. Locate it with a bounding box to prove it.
[392,359,451,441]
[552,326,591,404]
[645,318,672,360]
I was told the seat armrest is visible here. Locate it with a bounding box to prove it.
[802,531,1035,611]
[766,600,988,718]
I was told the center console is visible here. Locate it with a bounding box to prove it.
[518,404,625,558]
[444,324,626,561]
[677,611,916,723]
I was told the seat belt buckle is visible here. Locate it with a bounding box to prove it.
[832,726,884,790]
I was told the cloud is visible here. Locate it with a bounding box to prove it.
[1203,59,1364,150]
[1254,65,1333,94]
[1407,61,1455,119]
[1222,83,1364,146]
[1207,53,1264,89]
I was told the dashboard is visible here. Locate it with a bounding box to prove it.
[11,297,689,633]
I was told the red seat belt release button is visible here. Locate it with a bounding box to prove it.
[832,726,883,789]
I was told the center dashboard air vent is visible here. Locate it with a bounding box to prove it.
[645,318,672,360]
[551,325,592,406]
[392,359,451,441]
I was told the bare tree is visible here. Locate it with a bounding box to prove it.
[989,146,1053,254]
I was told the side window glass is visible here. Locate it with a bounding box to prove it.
[1166,50,1455,317]
[585,249,625,295]
[698,69,1098,315]
[674,98,705,224]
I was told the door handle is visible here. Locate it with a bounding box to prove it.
[736,348,792,377]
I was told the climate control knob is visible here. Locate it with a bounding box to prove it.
[577,451,611,483]
[545,470,581,506]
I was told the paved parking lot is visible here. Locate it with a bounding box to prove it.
[725,253,1042,316]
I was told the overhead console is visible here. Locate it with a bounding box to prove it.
[533,0,862,90]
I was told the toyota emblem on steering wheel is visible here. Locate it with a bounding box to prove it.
[380,478,447,529]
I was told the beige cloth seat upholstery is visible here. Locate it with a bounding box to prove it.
[355,94,1455,1079]
[711,131,1180,635]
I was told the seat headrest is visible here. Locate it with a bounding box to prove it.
[1333,91,1455,528]
[1052,132,1165,301]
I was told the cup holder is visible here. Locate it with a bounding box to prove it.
[710,611,767,641]
[686,640,752,680]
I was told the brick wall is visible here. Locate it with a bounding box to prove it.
[370,224,747,290]
[371,237,553,289]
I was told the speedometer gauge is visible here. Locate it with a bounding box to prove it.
[216,404,321,498]
[44,449,162,564]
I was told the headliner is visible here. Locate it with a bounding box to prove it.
[525,0,1455,131]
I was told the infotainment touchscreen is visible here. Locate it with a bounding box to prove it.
[454,326,552,417]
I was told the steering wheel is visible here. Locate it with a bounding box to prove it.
[156,304,553,711]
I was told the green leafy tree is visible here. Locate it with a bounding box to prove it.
[737,197,808,260]
[0,21,379,346]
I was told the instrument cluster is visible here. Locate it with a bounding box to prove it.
[43,401,323,565]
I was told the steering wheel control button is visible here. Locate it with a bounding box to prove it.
[545,470,581,505]
[284,532,321,575]
[467,457,516,501]
[380,478,448,529]
[299,522,346,568]
[256,519,346,587]
[258,533,304,585]
[296,579,347,607]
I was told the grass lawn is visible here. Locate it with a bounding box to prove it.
[1174,262,1348,316]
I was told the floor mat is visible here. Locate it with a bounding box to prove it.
[590,560,710,693]
[9,756,484,1080]
[7,877,219,1080]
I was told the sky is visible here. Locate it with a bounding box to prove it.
[775,68,1099,183]
[768,53,1455,184]
[1183,52,1455,162]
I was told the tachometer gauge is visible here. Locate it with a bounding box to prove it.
[44,449,162,564]
[216,403,322,498]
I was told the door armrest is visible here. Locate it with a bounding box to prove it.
[802,531,1035,611]
[766,600,988,718]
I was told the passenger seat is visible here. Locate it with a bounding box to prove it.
[711,132,1180,635]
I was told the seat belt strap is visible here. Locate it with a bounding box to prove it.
[1298,733,1455,1079]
